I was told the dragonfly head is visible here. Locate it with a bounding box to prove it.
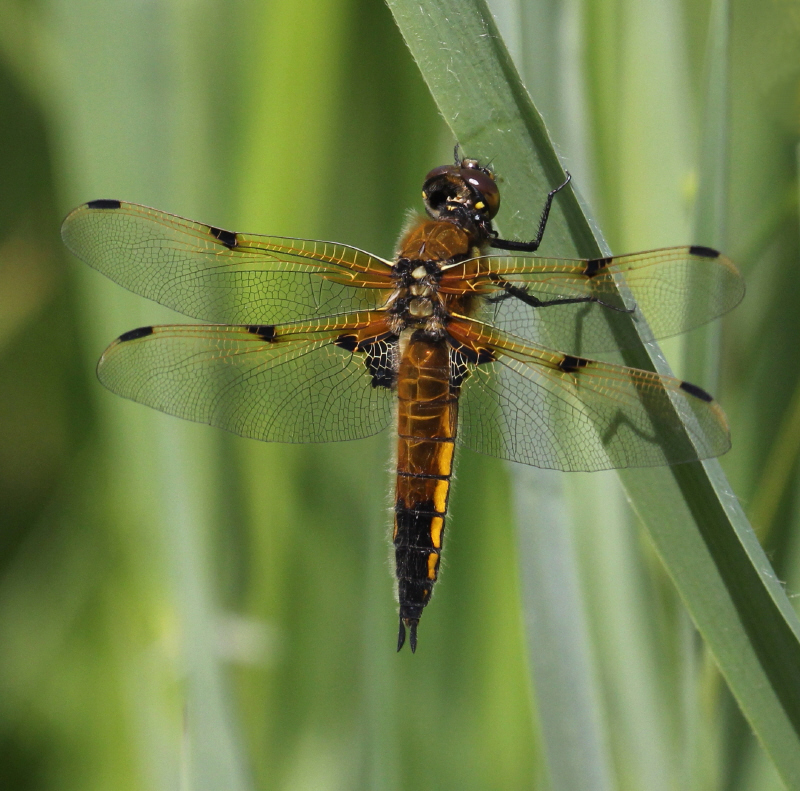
[421,159,500,230]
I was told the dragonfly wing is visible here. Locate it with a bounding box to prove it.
[445,246,744,354]
[450,318,730,472]
[62,200,394,324]
[97,312,395,443]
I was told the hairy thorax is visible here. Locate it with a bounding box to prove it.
[387,219,482,339]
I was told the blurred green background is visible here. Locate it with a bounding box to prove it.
[1,0,800,789]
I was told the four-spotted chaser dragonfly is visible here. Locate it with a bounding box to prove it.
[62,153,744,652]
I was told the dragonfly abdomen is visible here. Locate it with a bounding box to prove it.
[394,331,457,652]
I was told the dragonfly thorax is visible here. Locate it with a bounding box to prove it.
[387,256,448,335]
[388,217,484,338]
[386,288,446,337]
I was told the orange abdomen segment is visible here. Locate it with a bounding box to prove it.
[394,332,457,651]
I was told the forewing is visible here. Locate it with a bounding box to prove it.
[62,200,394,324]
[444,246,744,354]
[450,318,730,472]
[97,313,395,443]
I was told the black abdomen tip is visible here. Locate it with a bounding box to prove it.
[689,245,720,259]
[680,380,713,403]
[87,199,122,210]
[409,620,418,653]
[118,326,154,343]
[397,618,419,653]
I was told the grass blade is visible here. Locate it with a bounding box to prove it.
[46,2,253,787]
[386,0,800,785]
[512,465,615,791]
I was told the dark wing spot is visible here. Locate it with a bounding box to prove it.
[446,335,495,365]
[87,199,122,210]
[334,334,359,352]
[366,356,396,389]
[118,326,154,343]
[363,335,398,389]
[680,380,713,403]
[246,324,276,341]
[447,337,495,390]
[209,226,238,249]
[689,245,720,259]
[584,257,612,277]
[559,354,590,373]
[335,332,398,389]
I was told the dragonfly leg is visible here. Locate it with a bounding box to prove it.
[490,172,572,253]
[486,277,635,314]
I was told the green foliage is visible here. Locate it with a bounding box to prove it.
[1,0,800,789]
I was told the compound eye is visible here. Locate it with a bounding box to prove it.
[421,165,461,217]
[423,164,458,184]
[460,168,500,218]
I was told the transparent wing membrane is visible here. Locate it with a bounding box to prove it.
[97,312,394,444]
[450,317,730,472]
[62,201,394,325]
[442,246,744,354]
[66,199,737,471]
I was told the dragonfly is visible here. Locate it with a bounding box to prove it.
[61,152,744,652]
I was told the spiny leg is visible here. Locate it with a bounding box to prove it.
[486,275,635,314]
[490,172,572,253]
